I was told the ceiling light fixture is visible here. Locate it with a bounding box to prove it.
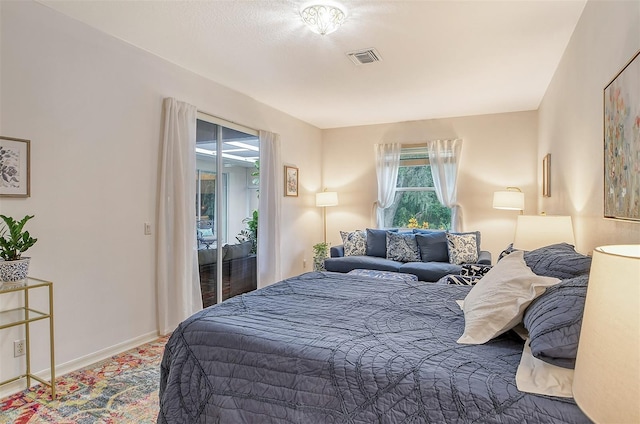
[300,3,347,35]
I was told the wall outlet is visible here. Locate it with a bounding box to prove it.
[14,339,25,357]
[144,222,152,235]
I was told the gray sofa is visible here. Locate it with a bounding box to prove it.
[324,228,491,282]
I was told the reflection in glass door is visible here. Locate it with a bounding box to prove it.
[195,113,259,307]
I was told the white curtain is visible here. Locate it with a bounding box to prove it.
[427,139,463,231]
[257,130,281,288]
[156,98,202,336]
[374,143,402,227]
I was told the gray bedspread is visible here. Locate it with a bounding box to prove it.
[158,272,589,423]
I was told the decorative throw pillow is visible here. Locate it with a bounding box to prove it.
[415,231,449,262]
[457,251,560,345]
[386,232,420,262]
[446,232,479,265]
[198,228,214,237]
[365,228,398,258]
[523,243,592,280]
[523,274,589,369]
[347,269,418,282]
[340,230,367,256]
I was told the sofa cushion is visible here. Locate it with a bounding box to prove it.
[365,228,398,258]
[386,232,420,262]
[446,232,479,264]
[324,256,402,274]
[197,248,219,265]
[415,231,449,263]
[399,261,462,282]
[224,241,252,260]
[340,230,367,256]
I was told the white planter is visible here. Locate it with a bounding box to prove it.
[0,257,31,284]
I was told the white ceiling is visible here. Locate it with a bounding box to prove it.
[38,0,586,129]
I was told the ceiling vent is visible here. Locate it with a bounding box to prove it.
[347,48,382,65]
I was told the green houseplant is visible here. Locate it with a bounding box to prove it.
[313,242,330,272]
[0,214,37,284]
[236,210,258,254]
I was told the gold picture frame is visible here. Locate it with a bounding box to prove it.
[542,154,551,197]
[284,165,298,197]
[0,136,31,198]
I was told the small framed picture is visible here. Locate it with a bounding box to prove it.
[284,165,298,197]
[542,153,551,197]
[0,136,30,198]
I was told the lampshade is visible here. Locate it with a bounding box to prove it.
[512,215,575,251]
[573,245,640,423]
[300,3,347,35]
[493,188,524,211]
[316,191,338,207]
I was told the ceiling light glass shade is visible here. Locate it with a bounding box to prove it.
[512,215,575,251]
[316,191,338,207]
[493,187,524,211]
[300,4,346,35]
[573,245,640,423]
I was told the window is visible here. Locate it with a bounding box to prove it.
[382,146,452,230]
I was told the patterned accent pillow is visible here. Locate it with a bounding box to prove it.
[446,232,479,265]
[386,232,420,262]
[340,230,367,256]
[437,274,482,285]
[347,269,418,282]
[461,264,492,277]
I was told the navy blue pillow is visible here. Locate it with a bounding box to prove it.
[523,274,589,369]
[524,243,591,280]
[365,228,397,258]
[415,231,449,263]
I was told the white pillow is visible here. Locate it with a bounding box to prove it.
[457,251,559,344]
[516,339,574,398]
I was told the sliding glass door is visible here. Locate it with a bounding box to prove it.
[196,113,259,307]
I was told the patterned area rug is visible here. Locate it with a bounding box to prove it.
[0,336,168,424]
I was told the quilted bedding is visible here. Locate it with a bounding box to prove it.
[158,272,589,423]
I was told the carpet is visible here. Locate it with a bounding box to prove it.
[0,336,168,424]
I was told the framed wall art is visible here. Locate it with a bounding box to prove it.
[542,154,551,197]
[604,50,639,221]
[284,165,299,197]
[0,136,30,198]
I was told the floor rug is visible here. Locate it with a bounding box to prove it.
[0,336,168,424]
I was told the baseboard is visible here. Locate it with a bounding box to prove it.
[0,330,159,400]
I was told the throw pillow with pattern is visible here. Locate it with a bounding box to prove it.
[340,230,367,256]
[446,232,479,265]
[386,232,420,262]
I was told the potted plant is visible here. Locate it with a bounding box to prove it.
[313,242,330,272]
[0,214,37,284]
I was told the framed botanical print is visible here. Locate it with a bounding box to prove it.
[284,165,298,197]
[0,136,30,197]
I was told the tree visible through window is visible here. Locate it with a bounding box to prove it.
[383,146,451,230]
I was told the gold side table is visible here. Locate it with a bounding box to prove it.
[0,277,55,399]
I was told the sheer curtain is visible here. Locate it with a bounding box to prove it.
[374,143,402,227]
[156,98,202,336]
[257,130,281,288]
[427,139,463,231]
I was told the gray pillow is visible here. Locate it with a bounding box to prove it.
[524,243,591,280]
[386,232,420,262]
[523,274,589,369]
[224,241,252,260]
[415,231,449,262]
[365,228,398,258]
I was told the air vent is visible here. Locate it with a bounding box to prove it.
[347,48,382,65]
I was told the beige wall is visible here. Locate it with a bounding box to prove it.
[321,111,539,260]
[0,0,322,395]
[538,0,640,253]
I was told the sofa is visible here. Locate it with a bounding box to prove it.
[198,240,257,308]
[324,228,491,282]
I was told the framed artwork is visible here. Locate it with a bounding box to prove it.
[542,154,551,197]
[604,50,640,221]
[0,136,30,198]
[284,165,298,197]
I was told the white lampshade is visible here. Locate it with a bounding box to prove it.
[512,215,575,251]
[316,191,338,207]
[493,189,524,211]
[573,245,640,423]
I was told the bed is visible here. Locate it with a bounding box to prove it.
[158,265,590,423]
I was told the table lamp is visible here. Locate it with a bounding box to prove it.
[493,187,524,213]
[512,215,575,251]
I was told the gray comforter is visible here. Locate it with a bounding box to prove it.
[158,272,589,423]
